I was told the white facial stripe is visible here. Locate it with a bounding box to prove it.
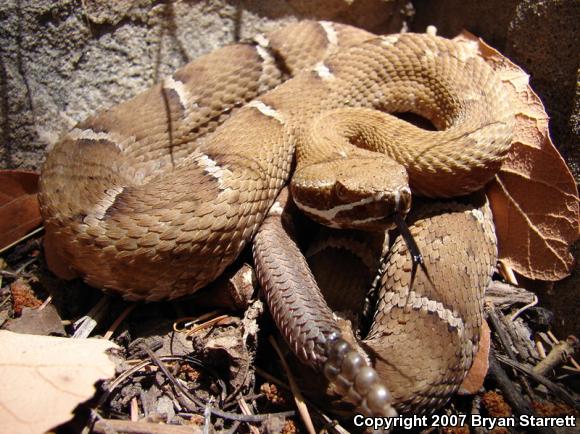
[313,62,334,80]
[350,215,385,226]
[69,128,130,151]
[320,21,338,46]
[164,76,195,108]
[194,151,232,191]
[294,193,386,221]
[247,100,285,123]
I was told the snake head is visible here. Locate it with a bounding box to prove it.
[291,156,411,231]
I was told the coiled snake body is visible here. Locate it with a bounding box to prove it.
[39,21,513,415]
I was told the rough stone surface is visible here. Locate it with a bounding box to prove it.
[0,0,410,170]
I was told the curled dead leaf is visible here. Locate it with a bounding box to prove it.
[454,32,579,281]
[0,170,42,251]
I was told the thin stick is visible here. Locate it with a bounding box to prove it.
[103,302,137,340]
[237,397,260,434]
[93,418,203,434]
[498,260,518,285]
[536,339,547,359]
[268,336,316,434]
[130,397,139,422]
[144,347,294,422]
[496,353,580,410]
[186,314,230,337]
[254,367,291,392]
[38,295,53,311]
[510,294,538,321]
[0,226,44,255]
[533,336,579,376]
[173,310,224,332]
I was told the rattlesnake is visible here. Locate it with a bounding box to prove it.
[39,21,513,415]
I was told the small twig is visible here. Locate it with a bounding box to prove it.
[15,257,38,274]
[173,310,225,333]
[93,418,203,434]
[72,295,111,338]
[130,397,139,422]
[144,347,294,423]
[486,303,518,360]
[103,302,137,340]
[486,280,536,309]
[543,331,580,370]
[536,339,547,359]
[498,260,518,285]
[38,295,52,311]
[533,336,579,376]
[254,367,351,434]
[510,294,538,321]
[237,397,260,434]
[268,335,316,434]
[203,397,213,434]
[0,226,44,255]
[496,353,580,410]
[186,314,230,337]
[487,352,557,434]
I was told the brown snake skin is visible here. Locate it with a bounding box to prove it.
[39,21,513,415]
[303,196,497,414]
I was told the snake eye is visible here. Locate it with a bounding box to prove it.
[334,182,349,201]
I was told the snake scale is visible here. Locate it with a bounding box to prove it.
[39,21,514,416]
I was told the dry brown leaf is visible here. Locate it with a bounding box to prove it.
[0,170,42,251]
[458,320,490,395]
[454,32,579,281]
[0,330,118,434]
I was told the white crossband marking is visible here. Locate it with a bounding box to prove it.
[247,100,285,123]
[383,289,465,334]
[320,21,338,46]
[313,62,334,80]
[255,44,272,63]
[253,33,270,48]
[69,128,131,152]
[192,151,233,191]
[163,76,196,108]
